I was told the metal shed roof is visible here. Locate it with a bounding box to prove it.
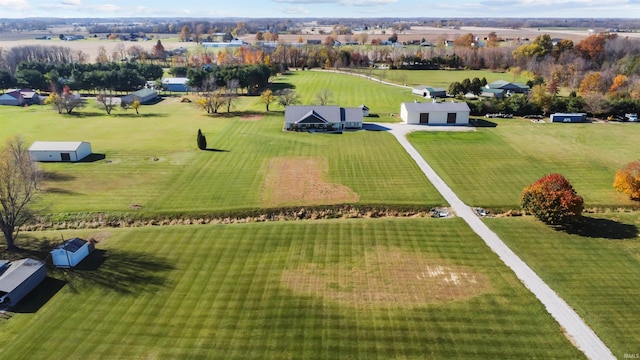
[28,141,88,152]
[0,258,45,295]
[54,238,88,253]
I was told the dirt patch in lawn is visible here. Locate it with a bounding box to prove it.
[262,157,359,207]
[281,247,491,308]
[240,114,263,121]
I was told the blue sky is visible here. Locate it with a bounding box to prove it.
[1,0,639,18]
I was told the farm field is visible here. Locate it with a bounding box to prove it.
[0,71,442,214]
[0,219,584,359]
[485,214,640,359]
[408,118,640,209]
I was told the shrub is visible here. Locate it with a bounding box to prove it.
[520,173,584,225]
[613,160,640,200]
[197,129,207,150]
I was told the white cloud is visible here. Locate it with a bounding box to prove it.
[279,6,310,14]
[61,0,82,5]
[0,0,30,11]
[274,0,396,6]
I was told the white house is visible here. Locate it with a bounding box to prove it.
[28,141,92,162]
[400,101,470,125]
[0,258,46,308]
[284,106,363,131]
[50,238,93,268]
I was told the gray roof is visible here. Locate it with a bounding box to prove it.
[285,106,363,125]
[402,101,470,113]
[0,258,45,295]
[54,238,88,253]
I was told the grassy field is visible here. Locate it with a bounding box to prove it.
[0,71,443,214]
[485,213,640,359]
[0,219,584,359]
[408,118,640,208]
[350,68,531,88]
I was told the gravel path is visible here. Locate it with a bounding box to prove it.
[380,122,615,360]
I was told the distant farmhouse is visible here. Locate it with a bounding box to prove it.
[412,85,447,99]
[400,101,470,125]
[482,80,530,98]
[0,258,46,308]
[0,88,41,106]
[284,105,363,131]
[202,39,246,48]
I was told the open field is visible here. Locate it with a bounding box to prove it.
[0,71,442,214]
[408,118,640,209]
[350,68,532,88]
[0,219,584,359]
[485,214,640,359]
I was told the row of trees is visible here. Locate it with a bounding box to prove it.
[3,61,163,93]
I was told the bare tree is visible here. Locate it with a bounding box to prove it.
[276,89,301,107]
[96,89,119,115]
[0,136,40,250]
[315,89,333,105]
[45,87,87,114]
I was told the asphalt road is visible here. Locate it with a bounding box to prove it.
[381,122,615,360]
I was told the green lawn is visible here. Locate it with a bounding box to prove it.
[0,219,584,359]
[485,214,640,359]
[408,118,640,208]
[350,68,531,88]
[0,72,442,214]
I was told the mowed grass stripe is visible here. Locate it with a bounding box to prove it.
[408,120,640,208]
[1,219,583,359]
[485,214,640,358]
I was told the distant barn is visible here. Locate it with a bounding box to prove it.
[28,141,92,162]
[0,258,46,308]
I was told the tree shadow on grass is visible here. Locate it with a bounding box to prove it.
[56,249,174,295]
[203,148,229,152]
[557,216,638,239]
[43,171,76,182]
[114,113,168,118]
[270,82,295,92]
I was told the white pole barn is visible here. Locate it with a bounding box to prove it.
[28,141,92,162]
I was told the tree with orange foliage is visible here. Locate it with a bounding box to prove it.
[578,72,603,95]
[575,33,616,61]
[521,173,584,225]
[613,160,640,200]
[609,74,628,94]
[453,33,475,48]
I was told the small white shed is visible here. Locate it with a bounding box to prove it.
[50,238,93,268]
[28,141,92,162]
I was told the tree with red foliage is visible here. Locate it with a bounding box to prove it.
[521,173,584,225]
[613,160,640,200]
